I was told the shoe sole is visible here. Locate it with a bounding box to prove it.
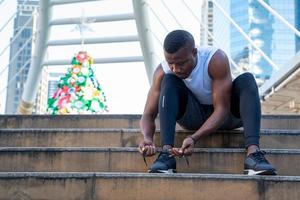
[148,169,177,174]
[244,169,277,175]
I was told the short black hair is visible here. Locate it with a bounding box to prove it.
[163,30,195,54]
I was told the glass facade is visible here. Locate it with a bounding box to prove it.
[229,0,298,80]
[296,0,300,52]
[230,0,249,59]
[249,0,273,79]
[269,0,296,68]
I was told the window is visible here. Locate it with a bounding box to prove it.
[21,29,31,38]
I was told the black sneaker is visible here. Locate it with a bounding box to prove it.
[244,150,277,175]
[148,150,176,173]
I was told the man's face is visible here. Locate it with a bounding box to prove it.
[164,47,197,79]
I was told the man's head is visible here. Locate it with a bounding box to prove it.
[163,30,195,53]
[163,30,197,79]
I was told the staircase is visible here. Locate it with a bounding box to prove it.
[0,115,299,199]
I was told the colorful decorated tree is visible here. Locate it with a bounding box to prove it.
[47,51,108,114]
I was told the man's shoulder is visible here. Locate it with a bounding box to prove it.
[208,49,231,79]
[153,64,165,79]
[197,46,219,55]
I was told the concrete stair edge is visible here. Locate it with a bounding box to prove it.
[2,128,300,136]
[0,146,299,153]
[0,172,299,181]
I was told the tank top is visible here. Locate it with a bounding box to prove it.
[161,46,218,105]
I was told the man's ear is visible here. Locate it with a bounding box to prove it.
[192,47,197,57]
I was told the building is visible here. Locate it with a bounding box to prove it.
[5,0,40,114]
[33,66,48,114]
[200,1,214,47]
[248,0,274,80]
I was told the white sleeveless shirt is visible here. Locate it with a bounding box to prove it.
[161,46,218,105]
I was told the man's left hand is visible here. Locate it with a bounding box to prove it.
[170,137,195,157]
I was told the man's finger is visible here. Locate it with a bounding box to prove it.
[181,146,193,156]
[138,146,144,154]
[181,141,190,150]
[150,146,155,156]
[146,146,152,156]
[146,145,155,156]
[170,148,183,157]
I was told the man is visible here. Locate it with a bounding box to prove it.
[138,30,276,175]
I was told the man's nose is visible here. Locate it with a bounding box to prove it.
[171,65,181,73]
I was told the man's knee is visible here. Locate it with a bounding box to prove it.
[162,74,181,84]
[235,72,255,84]
[233,72,258,92]
[161,74,184,90]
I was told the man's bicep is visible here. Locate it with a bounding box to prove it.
[209,50,232,108]
[212,77,231,107]
[143,87,159,116]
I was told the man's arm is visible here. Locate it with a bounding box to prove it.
[139,65,165,156]
[193,49,232,140]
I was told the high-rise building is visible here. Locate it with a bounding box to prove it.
[5,0,39,114]
[200,1,214,46]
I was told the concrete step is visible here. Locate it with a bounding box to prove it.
[1,114,300,129]
[0,115,141,129]
[0,172,299,200]
[0,147,298,176]
[0,128,299,149]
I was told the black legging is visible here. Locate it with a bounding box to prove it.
[158,72,260,148]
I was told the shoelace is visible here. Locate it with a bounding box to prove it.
[251,150,268,163]
[141,147,148,166]
[140,150,190,167]
[168,148,190,166]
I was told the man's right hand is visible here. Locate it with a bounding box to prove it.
[138,138,156,157]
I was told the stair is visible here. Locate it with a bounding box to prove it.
[0,114,299,200]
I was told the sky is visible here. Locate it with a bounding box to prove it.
[0,0,201,114]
